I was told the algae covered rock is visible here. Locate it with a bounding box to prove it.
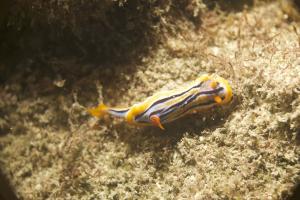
[0,0,299,200]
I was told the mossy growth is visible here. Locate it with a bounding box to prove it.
[0,0,300,200]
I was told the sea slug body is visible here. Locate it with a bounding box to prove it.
[88,74,233,130]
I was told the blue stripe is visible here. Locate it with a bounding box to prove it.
[159,87,223,120]
[134,82,204,120]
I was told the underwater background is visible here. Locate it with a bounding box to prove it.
[0,0,300,199]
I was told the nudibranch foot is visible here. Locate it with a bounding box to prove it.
[150,115,165,130]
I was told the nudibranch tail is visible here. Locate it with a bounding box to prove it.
[88,103,130,119]
[88,103,108,118]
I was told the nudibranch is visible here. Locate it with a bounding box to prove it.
[88,74,233,130]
